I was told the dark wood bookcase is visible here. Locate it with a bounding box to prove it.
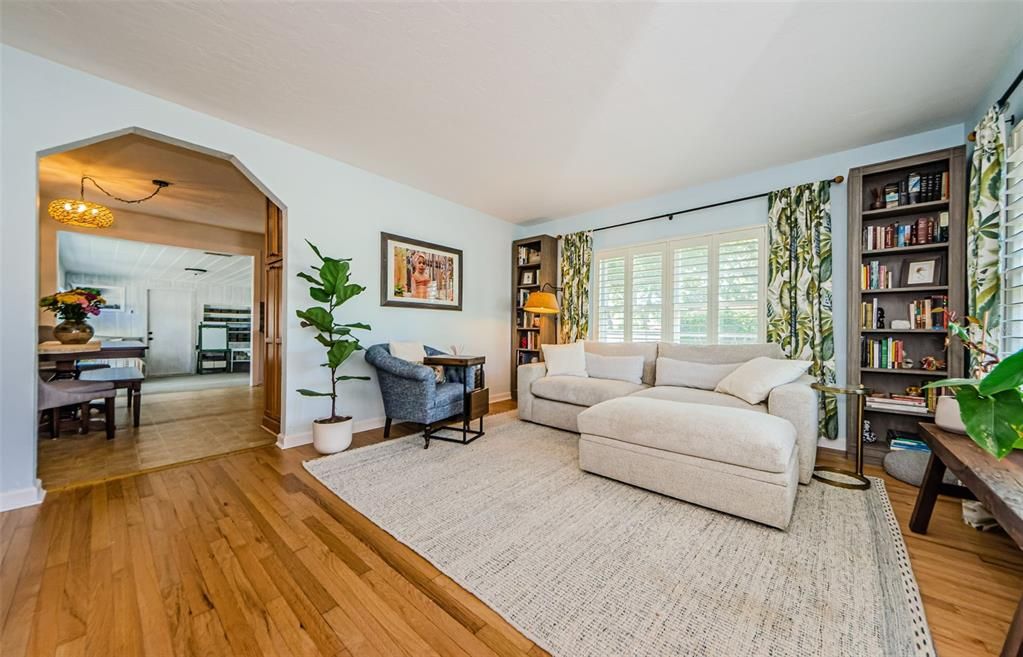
[846,146,966,465]
[511,235,558,400]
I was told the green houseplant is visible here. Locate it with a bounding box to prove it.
[924,315,1023,459]
[296,240,372,454]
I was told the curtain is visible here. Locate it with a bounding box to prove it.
[968,105,1006,348]
[559,231,592,343]
[766,181,837,440]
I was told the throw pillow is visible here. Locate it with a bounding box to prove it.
[655,357,740,390]
[390,341,445,383]
[585,352,644,385]
[714,357,811,405]
[541,342,589,378]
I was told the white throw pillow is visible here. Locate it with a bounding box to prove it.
[541,342,589,378]
[714,357,811,404]
[585,352,644,385]
[655,357,740,390]
[390,341,444,382]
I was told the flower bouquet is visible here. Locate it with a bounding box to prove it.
[39,287,106,344]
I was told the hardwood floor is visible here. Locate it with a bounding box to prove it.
[2,403,1020,657]
[37,383,274,489]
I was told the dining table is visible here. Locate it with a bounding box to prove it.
[38,339,148,378]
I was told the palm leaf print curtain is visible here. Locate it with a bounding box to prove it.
[559,231,592,343]
[968,105,1005,346]
[766,181,837,440]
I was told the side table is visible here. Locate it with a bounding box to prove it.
[811,382,872,490]
[421,354,488,448]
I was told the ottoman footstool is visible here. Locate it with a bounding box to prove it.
[577,397,800,529]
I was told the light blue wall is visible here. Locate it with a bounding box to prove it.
[518,124,967,448]
[967,38,1023,136]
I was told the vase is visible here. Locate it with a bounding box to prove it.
[934,396,967,435]
[312,416,354,454]
[53,319,95,345]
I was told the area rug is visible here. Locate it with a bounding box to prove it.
[305,419,934,657]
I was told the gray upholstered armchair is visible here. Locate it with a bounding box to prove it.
[364,344,474,437]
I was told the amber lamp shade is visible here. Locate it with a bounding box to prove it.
[523,291,559,314]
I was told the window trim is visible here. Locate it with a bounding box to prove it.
[593,226,767,343]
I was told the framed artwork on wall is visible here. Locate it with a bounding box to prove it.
[380,232,462,311]
[80,284,125,311]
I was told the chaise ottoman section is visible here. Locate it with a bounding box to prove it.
[577,397,800,529]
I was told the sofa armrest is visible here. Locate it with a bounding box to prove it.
[768,374,818,484]
[517,362,547,421]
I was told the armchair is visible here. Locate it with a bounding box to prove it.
[364,344,475,437]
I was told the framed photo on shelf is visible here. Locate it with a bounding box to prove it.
[380,232,462,310]
[520,270,535,286]
[901,254,943,287]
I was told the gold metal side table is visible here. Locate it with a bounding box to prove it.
[811,382,872,490]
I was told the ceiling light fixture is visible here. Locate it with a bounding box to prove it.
[184,267,208,275]
[48,176,171,229]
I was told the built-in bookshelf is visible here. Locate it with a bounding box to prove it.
[511,235,558,400]
[846,146,966,465]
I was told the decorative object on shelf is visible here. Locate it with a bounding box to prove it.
[967,105,1006,350]
[48,176,170,229]
[558,231,592,344]
[924,314,1022,458]
[520,270,534,286]
[901,358,914,369]
[296,240,372,454]
[901,255,943,287]
[810,382,871,489]
[766,179,838,440]
[39,287,105,344]
[891,319,912,330]
[905,385,922,396]
[869,187,884,210]
[380,232,462,311]
[523,282,561,315]
[920,356,945,371]
[876,307,885,329]
[862,419,877,444]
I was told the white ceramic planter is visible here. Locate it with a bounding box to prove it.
[934,396,967,435]
[312,416,354,454]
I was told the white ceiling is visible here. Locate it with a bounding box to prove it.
[59,232,254,287]
[39,133,266,233]
[4,2,1022,223]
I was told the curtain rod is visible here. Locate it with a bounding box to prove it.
[968,67,1022,142]
[564,175,844,236]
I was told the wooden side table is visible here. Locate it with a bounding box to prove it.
[811,382,872,490]
[910,423,1023,657]
[421,355,488,448]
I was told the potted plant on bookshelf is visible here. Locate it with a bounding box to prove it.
[924,314,1023,459]
[296,240,372,454]
[39,287,106,344]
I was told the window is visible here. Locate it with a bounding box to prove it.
[1004,121,1023,356]
[595,227,766,343]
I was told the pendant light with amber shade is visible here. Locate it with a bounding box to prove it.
[48,176,171,228]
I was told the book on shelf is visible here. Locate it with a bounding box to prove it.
[908,296,948,330]
[516,351,540,366]
[865,394,930,414]
[861,337,906,369]
[518,289,530,307]
[862,213,947,250]
[861,261,895,290]
[878,171,948,210]
[519,332,539,350]
[889,438,931,452]
[516,246,541,265]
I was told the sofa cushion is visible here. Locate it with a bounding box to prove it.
[657,342,784,364]
[531,375,646,407]
[654,357,740,390]
[577,397,796,473]
[585,352,645,385]
[630,386,766,413]
[583,341,658,385]
[715,357,811,404]
[541,342,589,378]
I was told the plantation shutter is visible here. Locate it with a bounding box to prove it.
[672,243,710,344]
[716,236,761,344]
[596,254,626,342]
[1004,122,1023,356]
[630,249,664,342]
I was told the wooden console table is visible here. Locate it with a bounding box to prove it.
[421,354,488,448]
[910,423,1023,657]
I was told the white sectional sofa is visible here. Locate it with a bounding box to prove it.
[517,341,820,529]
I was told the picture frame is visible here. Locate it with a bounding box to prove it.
[900,254,943,287]
[380,232,462,311]
[520,270,535,286]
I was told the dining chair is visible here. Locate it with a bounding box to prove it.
[38,375,116,439]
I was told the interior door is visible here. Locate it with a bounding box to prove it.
[147,288,195,376]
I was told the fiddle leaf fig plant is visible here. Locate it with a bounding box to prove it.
[296,240,371,422]
[923,314,1023,459]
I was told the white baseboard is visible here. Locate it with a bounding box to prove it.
[0,479,46,512]
[276,391,512,450]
